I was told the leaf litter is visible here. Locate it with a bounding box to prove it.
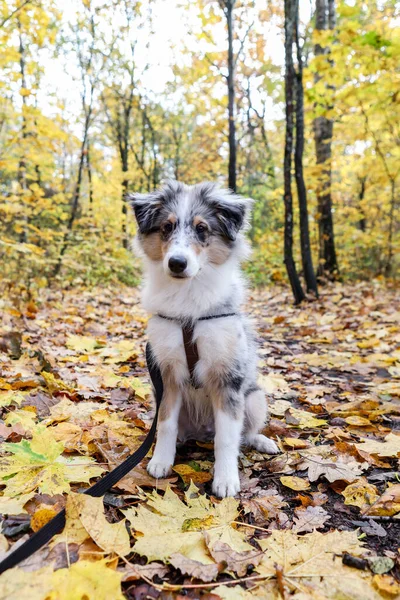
[0,282,399,598]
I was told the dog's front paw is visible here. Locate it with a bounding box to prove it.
[147,458,172,479]
[249,434,280,455]
[212,472,240,498]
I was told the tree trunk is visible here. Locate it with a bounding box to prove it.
[313,0,338,278]
[53,110,91,277]
[86,139,94,212]
[357,176,367,232]
[385,178,396,276]
[283,0,305,304]
[121,175,128,249]
[294,1,318,297]
[226,1,237,192]
[17,17,28,243]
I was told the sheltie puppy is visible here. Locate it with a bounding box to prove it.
[129,180,279,497]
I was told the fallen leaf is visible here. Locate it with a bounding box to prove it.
[355,433,400,457]
[124,483,251,564]
[53,560,124,599]
[345,416,372,427]
[172,463,212,485]
[121,561,169,582]
[368,556,395,575]
[0,426,104,496]
[0,492,35,515]
[241,489,288,523]
[364,484,400,516]
[66,335,102,354]
[169,552,219,582]
[204,537,263,576]
[0,390,26,407]
[256,530,379,599]
[285,408,327,429]
[283,437,311,449]
[292,506,331,532]
[280,476,310,491]
[342,478,379,510]
[66,493,131,556]
[299,453,366,483]
[258,374,290,395]
[373,574,400,596]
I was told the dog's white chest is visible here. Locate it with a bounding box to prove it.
[147,316,246,388]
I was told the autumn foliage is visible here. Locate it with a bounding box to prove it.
[0,0,399,293]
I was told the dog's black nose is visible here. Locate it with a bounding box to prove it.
[168,255,187,274]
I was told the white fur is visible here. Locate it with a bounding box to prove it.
[212,408,242,497]
[141,238,248,320]
[132,183,279,497]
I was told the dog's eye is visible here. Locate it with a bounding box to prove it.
[162,222,174,235]
[196,223,207,235]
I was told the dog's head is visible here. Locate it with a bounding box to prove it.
[128,181,252,279]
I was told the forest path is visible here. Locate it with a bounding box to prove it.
[0,281,399,598]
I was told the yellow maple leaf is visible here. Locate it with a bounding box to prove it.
[0,561,124,600]
[66,335,104,353]
[0,426,104,496]
[124,483,251,564]
[65,493,131,556]
[342,477,379,510]
[256,530,379,599]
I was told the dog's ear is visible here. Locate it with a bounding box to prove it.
[214,193,253,241]
[127,193,162,235]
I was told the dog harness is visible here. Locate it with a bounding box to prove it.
[157,312,237,388]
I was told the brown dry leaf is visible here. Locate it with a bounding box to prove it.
[113,465,177,492]
[292,506,331,532]
[121,562,169,582]
[204,537,263,577]
[296,492,328,508]
[169,553,219,582]
[300,453,366,483]
[241,489,288,523]
[51,422,94,453]
[280,475,310,491]
[114,465,177,492]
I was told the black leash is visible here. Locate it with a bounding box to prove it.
[0,343,163,575]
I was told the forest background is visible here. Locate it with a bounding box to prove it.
[0,0,399,296]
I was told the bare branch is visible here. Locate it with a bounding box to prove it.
[0,0,32,29]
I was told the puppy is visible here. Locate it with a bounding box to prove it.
[129,181,279,497]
